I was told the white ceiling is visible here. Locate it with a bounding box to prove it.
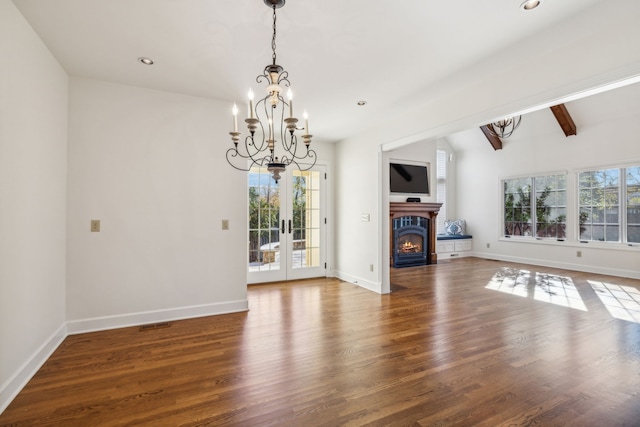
[12,0,606,143]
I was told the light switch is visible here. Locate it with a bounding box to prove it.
[222,219,229,230]
[361,214,370,222]
[90,219,100,232]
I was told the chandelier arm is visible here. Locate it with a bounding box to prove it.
[287,134,300,160]
[242,133,269,162]
[301,150,318,170]
[286,150,317,172]
[253,96,273,153]
[226,147,258,172]
[277,71,290,87]
[275,97,289,150]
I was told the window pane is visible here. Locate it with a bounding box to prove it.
[534,175,567,239]
[628,225,640,243]
[627,167,640,242]
[628,207,640,224]
[579,171,594,187]
[503,177,532,237]
[605,225,619,242]
[578,168,620,242]
[579,189,592,205]
[592,225,605,241]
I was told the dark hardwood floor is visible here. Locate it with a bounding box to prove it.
[1,257,640,426]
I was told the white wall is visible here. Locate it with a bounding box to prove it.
[0,1,68,412]
[66,78,248,332]
[334,134,381,291]
[449,83,640,278]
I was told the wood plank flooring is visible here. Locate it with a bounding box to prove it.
[1,257,640,426]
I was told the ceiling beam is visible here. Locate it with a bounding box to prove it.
[549,104,577,137]
[480,126,503,151]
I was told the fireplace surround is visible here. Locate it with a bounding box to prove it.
[393,217,428,267]
[389,202,442,266]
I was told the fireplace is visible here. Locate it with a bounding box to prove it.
[393,217,428,267]
[389,202,442,266]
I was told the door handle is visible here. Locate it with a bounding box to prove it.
[281,219,285,234]
[288,219,292,234]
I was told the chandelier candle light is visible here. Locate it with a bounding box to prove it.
[226,0,316,183]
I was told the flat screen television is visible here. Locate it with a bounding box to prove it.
[389,162,430,195]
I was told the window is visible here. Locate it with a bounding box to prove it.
[628,167,640,243]
[436,150,447,234]
[503,174,566,239]
[579,166,640,243]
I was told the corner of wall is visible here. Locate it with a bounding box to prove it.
[0,323,67,414]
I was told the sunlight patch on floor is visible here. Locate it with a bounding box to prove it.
[485,267,587,311]
[589,280,640,323]
[534,273,587,311]
[485,267,530,297]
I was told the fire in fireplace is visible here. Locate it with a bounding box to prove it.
[393,216,428,268]
[398,237,422,253]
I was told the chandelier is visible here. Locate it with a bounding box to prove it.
[487,115,522,139]
[226,0,316,183]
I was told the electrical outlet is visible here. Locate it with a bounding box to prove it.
[486,243,490,248]
[577,250,582,258]
[222,219,229,230]
[90,219,100,232]
[370,264,374,272]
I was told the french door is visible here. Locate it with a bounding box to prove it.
[248,165,326,284]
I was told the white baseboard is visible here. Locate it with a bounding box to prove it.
[334,270,382,294]
[0,323,67,415]
[472,251,640,280]
[66,299,249,335]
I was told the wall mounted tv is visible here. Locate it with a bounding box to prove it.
[389,162,430,195]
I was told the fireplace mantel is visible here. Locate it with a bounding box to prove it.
[390,202,442,265]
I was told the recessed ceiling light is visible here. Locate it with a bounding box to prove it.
[520,0,543,11]
[357,101,367,106]
[138,57,154,65]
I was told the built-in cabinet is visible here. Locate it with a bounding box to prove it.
[436,237,473,258]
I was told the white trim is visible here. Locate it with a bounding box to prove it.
[498,236,640,252]
[499,170,568,181]
[66,300,248,335]
[334,270,383,294]
[472,252,640,280]
[0,323,67,414]
[573,159,640,174]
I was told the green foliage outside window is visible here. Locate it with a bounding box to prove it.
[504,175,566,239]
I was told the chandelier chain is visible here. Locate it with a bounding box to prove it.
[271,5,277,65]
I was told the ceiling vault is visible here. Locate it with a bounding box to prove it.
[549,103,577,137]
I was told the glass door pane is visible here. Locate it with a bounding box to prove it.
[291,169,321,270]
[248,167,283,277]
